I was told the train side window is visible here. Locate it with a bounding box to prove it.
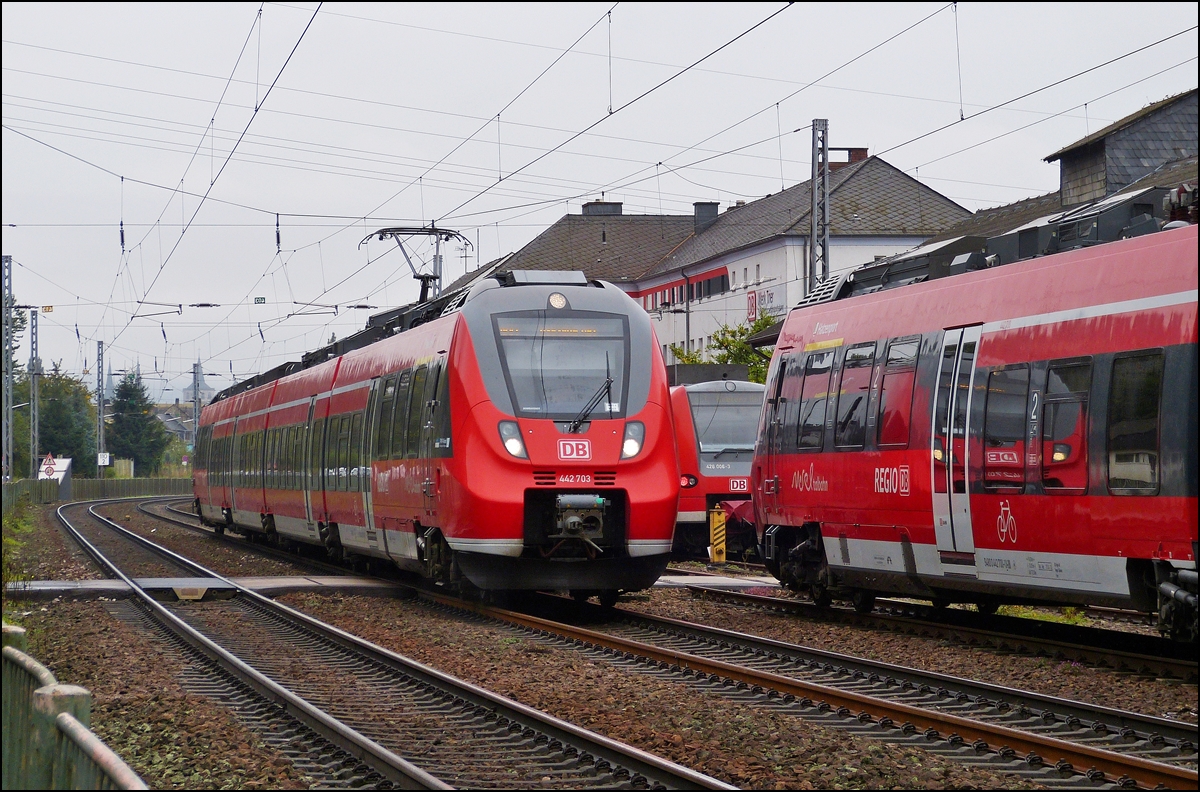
[309,417,325,490]
[1108,351,1164,493]
[375,376,396,460]
[877,337,920,448]
[407,366,429,458]
[983,365,1029,490]
[1042,360,1091,492]
[797,350,834,450]
[349,412,364,492]
[390,370,412,458]
[337,416,352,491]
[278,426,288,489]
[834,342,876,449]
[294,425,305,490]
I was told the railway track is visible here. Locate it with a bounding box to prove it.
[420,589,1198,791]
[681,585,1198,684]
[54,499,731,790]
[134,498,352,578]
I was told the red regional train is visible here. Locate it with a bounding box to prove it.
[671,379,764,559]
[752,219,1197,642]
[193,270,679,602]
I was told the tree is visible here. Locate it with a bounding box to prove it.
[669,314,778,383]
[36,372,98,477]
[107,372,170,476]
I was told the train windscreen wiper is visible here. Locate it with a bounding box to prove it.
[568,376,613,434]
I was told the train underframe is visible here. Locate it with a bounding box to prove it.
[762,523,1198,643]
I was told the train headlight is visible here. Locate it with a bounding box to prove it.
[680,474,698,488]
[498,421,527,459]
[1052,443,1070,462]
[620,421,645,459]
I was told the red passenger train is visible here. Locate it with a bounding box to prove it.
[193,270,679,600]
[752,222,1198,641]
[670,379,764,559]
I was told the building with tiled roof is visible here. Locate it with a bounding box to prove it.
[632,152,970,360]
[1045,88,1196,207]
[503,204,695,286]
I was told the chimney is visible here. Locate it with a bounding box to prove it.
[582,201,623,216]
[693,202,719,234]
[829,147,869,172]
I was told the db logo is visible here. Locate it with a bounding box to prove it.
[558,439,591,461]
[729,478,749,492]
[997,500,1017,543]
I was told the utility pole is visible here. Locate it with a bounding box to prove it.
[808,119,830,295]
[192,361,201,446]
[28,307,39,478]
[2,254,12,482]
[96,340,105,460]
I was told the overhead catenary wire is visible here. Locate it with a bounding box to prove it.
[434,2,797,224]
[107,2,322,347]
[876,23,1198,157]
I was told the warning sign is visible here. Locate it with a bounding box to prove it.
[42,454,55,478]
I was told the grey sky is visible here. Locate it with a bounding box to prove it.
[3,2,1197,402]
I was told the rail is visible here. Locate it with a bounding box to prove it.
[2,625,146,790]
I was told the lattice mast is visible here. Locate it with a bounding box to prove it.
[808,119,830,296]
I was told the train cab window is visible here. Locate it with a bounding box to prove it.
[493,312,629,420]
[375,376,397,461]
[834,343,876,449]
[983,365,1029,490]
[430,363,452,457]
[877,337,920,448]
[1107,352,1164,493]
[390,370,412,459]
[774,355,805,454]
[406,366,429,458]
[1042,360,1091,492]
[797,350,834,450]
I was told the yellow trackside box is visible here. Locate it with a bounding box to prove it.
[708,508,726,564]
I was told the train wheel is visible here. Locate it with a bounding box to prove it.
[975,601,999,616]
[931,597,951,609]
[214,523,225,535]
[810,582,832,608]
[571,591,590,604]
[851,590,876,614]
[598,590,620,608]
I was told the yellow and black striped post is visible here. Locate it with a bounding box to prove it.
[708,508,726,564]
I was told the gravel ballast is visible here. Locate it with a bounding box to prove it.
[7,504,1194,788]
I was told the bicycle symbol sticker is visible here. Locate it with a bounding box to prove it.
[997,500,1017,544]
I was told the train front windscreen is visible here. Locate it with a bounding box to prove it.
[494,312,630,420]
[690,389,763,475]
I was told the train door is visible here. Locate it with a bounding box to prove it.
[759,353,788,517]
[302,397,317,525]
[307,397,329,525]
[931,326,981,564]
[418,362,442,520]
[230,418,241,514]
